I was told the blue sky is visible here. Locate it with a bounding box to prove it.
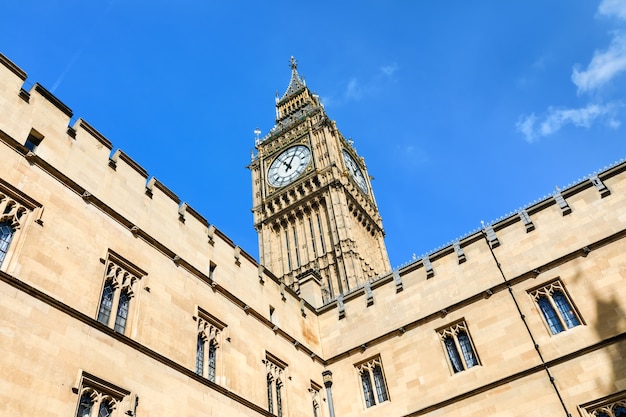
[2,1,625,268]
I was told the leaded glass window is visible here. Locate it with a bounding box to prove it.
[97,281,114,326]
[0,221,14,266]
[266,356,286,416]
[361,370,375,407]
[530,281,581,335]
[195,334,205,375]
[98,399,113,417]
[208,340,217,382]
[76,392,93,417]
[97,254,144,334]
[444,336,464,373]
[114,289,130,333]
[438,321,480,374]
[458,331,479,368]
[195,309,224,383]
[373,364,388,403]
[553,290,580,329]
[267,374,274,414]
[276,380,283,417]
[356,356,389,408]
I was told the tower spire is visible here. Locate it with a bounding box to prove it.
[280,56,306,101]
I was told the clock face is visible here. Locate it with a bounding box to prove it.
[342,150,368,194]
[267,145,312,187]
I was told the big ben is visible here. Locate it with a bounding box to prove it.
[250,57,390,302]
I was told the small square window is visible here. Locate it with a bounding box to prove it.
[25,129,43,152]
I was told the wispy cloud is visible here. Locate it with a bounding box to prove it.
[572,32,626,94]
[380,63,398,77]
[324,62,399,106]
[345,78,362,100]
[517,103,619,143]
[598,0,626,20]
[517,0,626,142]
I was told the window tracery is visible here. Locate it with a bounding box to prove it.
[194,307,226,383]
[266,354,287,416]
[437,320,480,373]
[73,371,134,417]
[356,356,389,408]
[529,280,581,335]
[97,252,145,335]
[0,191,33,266]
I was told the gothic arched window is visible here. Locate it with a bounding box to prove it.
[530,280,581,335]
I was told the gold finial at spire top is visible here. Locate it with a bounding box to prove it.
[290,56,297,71]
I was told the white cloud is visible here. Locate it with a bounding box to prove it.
[345,78,362,100]
[599,0,626,20]
[380,63,398,76]
[519,0,626,142]
[572,32,626,93]
[517,103,617,142]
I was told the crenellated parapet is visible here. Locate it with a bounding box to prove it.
[0,53,327,364]
[316,158,626,357]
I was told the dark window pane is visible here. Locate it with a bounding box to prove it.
[360,370,376,407]
[76,392,93,417]
[552,291,580,329]
[614,405,626,417]
[373,365,388,403]
[0,221,15,266]
[267,375,274,413]
[195,334,204,375]
[444,336,464,373]
[97,281,114,326]
[458,331,478,368]
[538,296,564,334]
[276,380,283,417]
[208,340,217,382]
[114,289,130,333]
[98,400,113,417]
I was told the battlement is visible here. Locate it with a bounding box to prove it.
[316,157,626,357]
[0,53,325,359]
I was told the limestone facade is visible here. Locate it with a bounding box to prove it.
[0,53,625,417]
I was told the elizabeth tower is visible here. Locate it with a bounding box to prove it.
[250,58,390,301]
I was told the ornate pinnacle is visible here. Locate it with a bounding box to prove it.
[290,56,297,71]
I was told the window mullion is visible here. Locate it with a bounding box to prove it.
[453,334,466,369]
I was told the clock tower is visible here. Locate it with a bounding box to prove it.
[250,57,390,303]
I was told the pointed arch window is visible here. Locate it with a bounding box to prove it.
[0,187,37,268]
[356,356,389,408]
[581,390,626,417]
[266,353,287,416]
[194,306,226,384]
[96,251,146,335]
[529,280,581,335]
[438,320,480,374]
[73,370,135,417]
[309,383,322,417]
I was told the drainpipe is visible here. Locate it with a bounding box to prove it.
[322,370,336,417]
